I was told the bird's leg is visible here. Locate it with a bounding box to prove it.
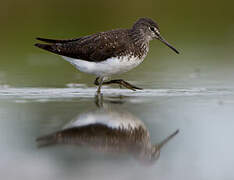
[95,92,103,108]
[94,77,100,86]
[94,77,142,91]
[94,77,104,94]
[103,79,143,91]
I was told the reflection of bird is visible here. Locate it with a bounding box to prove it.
[35,17,179,94]
[36,102,179,164]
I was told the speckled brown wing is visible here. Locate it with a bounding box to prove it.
[35,29,130,62]
[36,123,148,150]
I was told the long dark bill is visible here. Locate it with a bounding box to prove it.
[158,35,179,54]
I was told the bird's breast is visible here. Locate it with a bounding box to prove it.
[62,55,145,77]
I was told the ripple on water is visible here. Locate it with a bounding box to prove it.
[0,86,233,102]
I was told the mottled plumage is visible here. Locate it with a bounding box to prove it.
[35,17,179,93]
[36,106,179,163]
[36,29,148,62]
[35,18,155,62]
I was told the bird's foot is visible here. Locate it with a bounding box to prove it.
[94,77,142,91]
[103,79,143,91]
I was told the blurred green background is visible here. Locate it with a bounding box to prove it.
[1,0,234,88]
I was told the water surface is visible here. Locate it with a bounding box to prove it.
[0,87,234,180]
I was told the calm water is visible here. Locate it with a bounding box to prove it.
[1,36,234,180]
[0,86,234,180]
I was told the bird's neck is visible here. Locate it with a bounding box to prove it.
[129,29,149,59]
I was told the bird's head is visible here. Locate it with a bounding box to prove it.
[133,17,179,54]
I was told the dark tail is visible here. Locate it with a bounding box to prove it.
[34,43,58,54]
[36,37,80,44]
[36,133,57,148]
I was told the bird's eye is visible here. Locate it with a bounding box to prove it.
[149,27,155,32]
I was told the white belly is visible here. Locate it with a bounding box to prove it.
[62,56,144,77]
[63,110,146,131]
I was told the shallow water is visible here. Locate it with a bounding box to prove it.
[0,86,234,180]
[0,86,233,100]
[1,44,234,179]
